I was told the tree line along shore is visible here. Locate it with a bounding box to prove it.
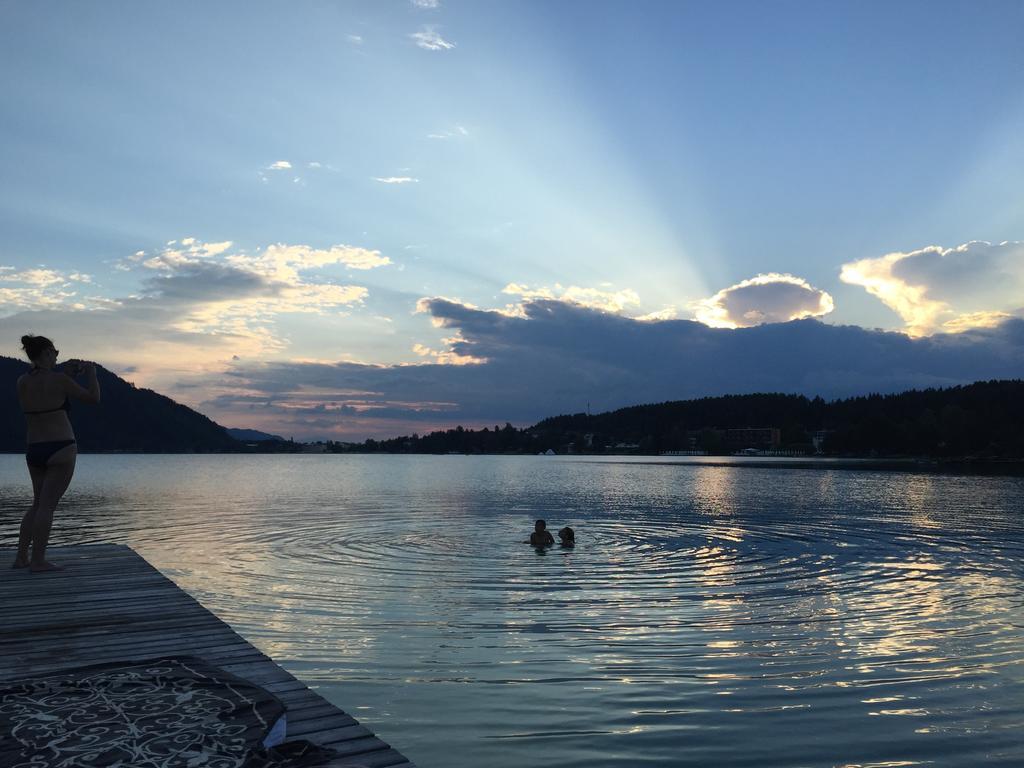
[2,356,1021,461]
[321,379,1024,460]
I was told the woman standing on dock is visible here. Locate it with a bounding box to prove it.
[14,335,100,573]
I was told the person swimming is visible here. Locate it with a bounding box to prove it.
[529,519,554,546]
[558,526,575,547]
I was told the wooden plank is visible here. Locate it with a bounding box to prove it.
[0,581,179,606]
[283,702,354,723]
[317,736,391,757]
[0,545,415,767]
[3,639,263,666]
[323,748,412,767]
[0,603,215,633]
[288,717,366,738]
[293,723,373,742]
[0,626,249,654]
[0,618,231,647]
[10,648,270,678]
[0,626,252,659]
[0,593,202,619]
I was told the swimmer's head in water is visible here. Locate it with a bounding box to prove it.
[535,519,547,533]
[558,526,575,543]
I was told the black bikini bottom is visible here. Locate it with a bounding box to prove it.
[25,440,76,468]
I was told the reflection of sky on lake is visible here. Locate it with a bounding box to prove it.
[2,455,1023,767]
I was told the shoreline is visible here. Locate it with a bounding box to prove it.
[584,455,1024,476]
[1,451,1023,476]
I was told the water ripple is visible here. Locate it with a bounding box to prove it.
[1,455,1023,767]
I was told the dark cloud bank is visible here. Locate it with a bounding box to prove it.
[219,299,1024,435]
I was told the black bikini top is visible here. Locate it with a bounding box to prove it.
[22,367,72,416]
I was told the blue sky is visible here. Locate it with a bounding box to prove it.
[2,1,1023,438]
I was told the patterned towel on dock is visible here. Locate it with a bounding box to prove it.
[0,656,338,768]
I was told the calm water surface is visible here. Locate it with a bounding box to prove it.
[1,455,1023,767]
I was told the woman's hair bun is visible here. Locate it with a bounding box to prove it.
[20,334,54,362]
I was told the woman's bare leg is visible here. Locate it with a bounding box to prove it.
[13,465,46,568]
[30,448,77,573]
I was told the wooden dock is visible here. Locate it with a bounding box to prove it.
[0,543,415,768]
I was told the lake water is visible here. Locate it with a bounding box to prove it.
[1,454,1023,767]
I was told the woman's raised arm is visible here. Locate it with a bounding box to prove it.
[63,361,101,404]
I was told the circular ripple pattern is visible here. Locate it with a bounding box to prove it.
[2,454,1023,768]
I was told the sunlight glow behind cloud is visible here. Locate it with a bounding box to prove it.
[217,301,1024,440]
[840,241,1024,336]
[502,282,642,314]
[3,1,1023,441]
[694,274,835,329]
[412,334,485,366]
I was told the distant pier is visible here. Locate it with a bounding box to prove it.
[0,544,415,767]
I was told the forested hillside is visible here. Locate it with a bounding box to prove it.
[1,356,239,453]
[5,352,1022,460]
[343,380,1024,457]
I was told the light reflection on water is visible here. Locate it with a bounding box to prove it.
[1,454,1023,767]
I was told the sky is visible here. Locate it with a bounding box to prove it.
[1,0,1023,440]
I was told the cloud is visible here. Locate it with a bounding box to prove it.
[412,334,484,366]
[140,261,271,303]
[135,241,385,339]
[502,282,641,315]
[941,311,1015,333]
[225,243,390,280]
[410,25,455,51]
[1,268,66,287]
[694,274,834,329]
[427,125,469,140]
[259,161,296,183]
[373,176,419,185]
[411,0,440,8]
[136,239,234,271]
[636,307,679,322]
[215,298,1024,440]
[0,239,388,398]
[0,268,99,313]
[840,241,1024,336]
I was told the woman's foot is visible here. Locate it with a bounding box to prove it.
[11,556,29,569]
[29,561,64,573]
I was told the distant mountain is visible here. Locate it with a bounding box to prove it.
[1,356,240,453]
[227,428,285,442]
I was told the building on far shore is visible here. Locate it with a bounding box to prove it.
[724,427,781,452]
[812,429,833,454]
[681,427,782,454]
